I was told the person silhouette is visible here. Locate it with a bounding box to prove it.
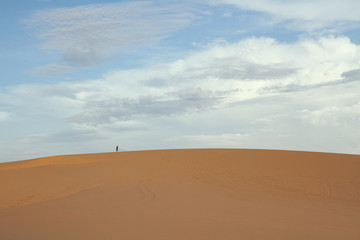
[116,146,118,152]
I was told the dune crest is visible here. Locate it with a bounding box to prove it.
[1,149,360,240]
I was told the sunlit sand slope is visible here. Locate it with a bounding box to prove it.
[1,149,360,240]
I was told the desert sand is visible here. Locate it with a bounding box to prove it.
[1,149,360,240]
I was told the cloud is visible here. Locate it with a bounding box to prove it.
[54,36,360,139]
[166,133,249,147]
[301,102,360,126]
[263,70,360,93]
[212,0,360,21]
[21,129,101,144]
[7,35,359,124]
[26,2,193,74]
[69,88,226,125]
[3,35,360,161]
[31,64,78,76]
[210,0,360,31]
[0,111,10,121]
[341,69,360,82]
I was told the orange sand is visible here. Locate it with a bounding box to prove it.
[1,149,360,240]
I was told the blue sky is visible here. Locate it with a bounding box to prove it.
[1,0,360,162]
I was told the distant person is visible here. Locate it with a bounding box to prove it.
[116,146,119,152]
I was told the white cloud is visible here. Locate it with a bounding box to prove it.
[26,2,193,74]
[302,103,360,126]
[0,111,10,121]
[210,0,360,31]
[6,36,360,123]
[212,0,360,21]
[166,133,249,147]
[21,129,102,144]
[2,35,360,161]
[192,38,229,48]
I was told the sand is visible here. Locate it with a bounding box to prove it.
[1,149,360,240]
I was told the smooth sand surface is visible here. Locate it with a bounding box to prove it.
[1,149,360,240]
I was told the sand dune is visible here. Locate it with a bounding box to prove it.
[1,149,360,240]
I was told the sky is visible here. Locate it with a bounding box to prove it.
[1,0,360,162]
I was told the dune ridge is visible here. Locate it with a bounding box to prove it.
[1,149,360,240]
